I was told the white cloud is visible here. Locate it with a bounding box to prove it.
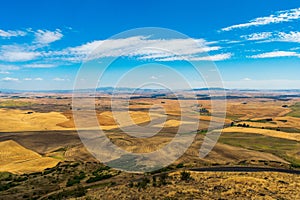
[0,64,20,71]
[241,32,272,41]
[223,40,242,44]
[222,7,300,31]
[249,51,300,58]
[0,51,40,62]
[153,53,232,62]
[0,45,41,62]
[0,33,229,64]
[23,63,57,68]
[242,31,300,43]
[23,77,42,81]
[243,78,251,81]
[58,36,224,62]
[0,29,65,63]
[290,47,300,51]
[150,76,158,80]
[277,31,300,43]
[34,29,63,44]
[53,77,67,81]
[0,29,26,38]
[190,53,232,61]
[1,77,19,82]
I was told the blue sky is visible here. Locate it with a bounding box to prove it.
[0,0,300,90]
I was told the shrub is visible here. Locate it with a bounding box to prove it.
[159,173,168,186]
[66,178,80,187]
[176,163,184,168]
[66,172,86,187]
[128,182,134,188]
[86,174,112,183]
[48,186,86,199]
[136,177,150,189]
[180,171,192,181]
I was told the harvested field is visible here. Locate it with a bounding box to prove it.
[0,140,59,174]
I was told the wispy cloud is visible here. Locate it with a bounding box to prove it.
[150,75,158,80]
[249,51,300,59]
[58,36,227,62]
[222,7,300,31]
[0,29,26,38]
[0,30,230,63]
[242,31,300,43]
[188,53,232,61]
[0,45,41,62]
[24,77,43,81]
[241,32,272,41]
[0,65,20,74]
[277,31,300,43]
[23,63,57,68]
[53,77,69,81]
[0,51,41,62]
[1,77,19,82]
[34,29,63,44]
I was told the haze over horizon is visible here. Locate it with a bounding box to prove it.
[1,0,300,90]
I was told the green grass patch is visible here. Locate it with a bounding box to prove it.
[49,155,65,160]
[0,100,32,108]
[287,102,300,118]
[0,172,13,181]
[219,132,300,168]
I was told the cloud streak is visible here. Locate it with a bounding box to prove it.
[222,7,300,31]
[241,32,272,41]
[242,31,300,43]
[249,51,300,59]
[1,77,19,82]
[58,36,228,62]
[34,29,63,44]
[0,29,26,38]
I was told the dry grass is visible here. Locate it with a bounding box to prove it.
[274,116,300,129]
[0,108,71,132]
[85,171,300,200]
[153,119,196,128]
[0,140,59,174]
[221,127,300,142]
[226,99,291,120]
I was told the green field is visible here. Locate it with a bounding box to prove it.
[287,102,300,118]
[219,132,300,168]
[0,100,33,108]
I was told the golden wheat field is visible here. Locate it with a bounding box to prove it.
[0,140,59,174]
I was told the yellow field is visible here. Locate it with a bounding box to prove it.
[221,127,300,142]
[0,108,71,132]
[0,140,59,174]
[226,99,292,120]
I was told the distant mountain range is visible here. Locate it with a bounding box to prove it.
[1,87,300,94]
